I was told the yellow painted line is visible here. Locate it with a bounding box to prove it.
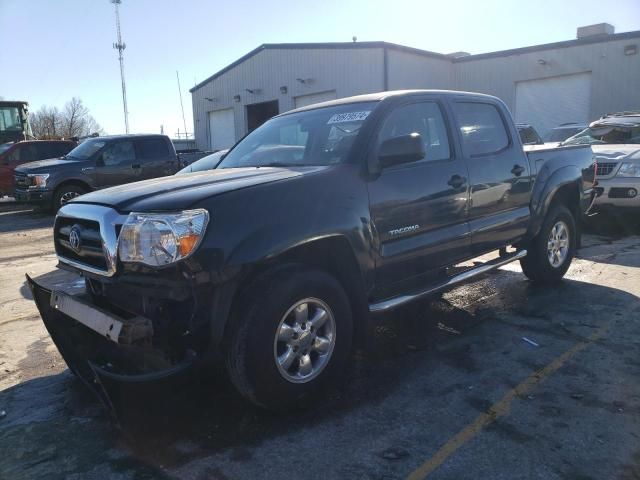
[407,321,611,480]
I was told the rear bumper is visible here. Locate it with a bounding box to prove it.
[27,275,197,416]
[14,188,53,206]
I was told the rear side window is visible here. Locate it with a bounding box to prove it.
[378,102,451,162]
[19,144,40,162]
[454,102,509,156]
[137,138,169,159]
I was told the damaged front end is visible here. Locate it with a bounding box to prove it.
[27,275,198,417]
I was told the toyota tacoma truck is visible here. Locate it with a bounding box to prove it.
[28,90,596,412]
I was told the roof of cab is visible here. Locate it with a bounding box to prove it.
[280,89,498,116]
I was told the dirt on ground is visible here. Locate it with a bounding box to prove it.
[1,202,639,480]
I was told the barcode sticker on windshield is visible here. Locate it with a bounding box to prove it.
[327,111,371,124]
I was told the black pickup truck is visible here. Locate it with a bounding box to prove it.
[14,134,179,211]
[28,90,595,411]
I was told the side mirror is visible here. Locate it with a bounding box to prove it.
[378,133,425,169]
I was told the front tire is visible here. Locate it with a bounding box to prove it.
[225,266,353,410]
[520,204,576,283]
[53,184,87,211]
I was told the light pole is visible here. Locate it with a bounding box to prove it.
[111,0,129,133]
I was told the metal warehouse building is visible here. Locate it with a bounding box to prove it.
[190,23,640,151]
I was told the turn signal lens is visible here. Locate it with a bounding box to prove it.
[179,233,200,257]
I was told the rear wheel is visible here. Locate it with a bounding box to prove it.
[225,266,353,410]
[53,184,87,211]
[520,204,576,283]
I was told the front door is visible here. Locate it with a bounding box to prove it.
[450,100,532,254]
[368,99,471,299]
[93,140,140,188]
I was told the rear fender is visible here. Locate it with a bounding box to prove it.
[528,164,582,239]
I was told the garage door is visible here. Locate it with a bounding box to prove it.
[515,73,591,139]
[208,108,235,150]
[294,90,337,109]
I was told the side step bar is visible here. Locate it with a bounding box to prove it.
[369,250,527,313]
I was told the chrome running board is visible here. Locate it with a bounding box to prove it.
[369,249,527,313]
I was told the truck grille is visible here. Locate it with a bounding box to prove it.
[596,162,618,177]
[14,173,30,188]
[54,217,108,272]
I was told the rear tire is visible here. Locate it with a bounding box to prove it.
[225,265,353,410]
[520,204,576,283]
[53,184,87,212]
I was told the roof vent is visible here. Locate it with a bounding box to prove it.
[577,23,614,39]
[446,51,471,58]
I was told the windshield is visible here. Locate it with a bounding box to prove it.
[66,139,106,160]
[562,125,640,145]
[545,127,584,143]
[177,150,228,174]
[0,107,22,133]
[218,102,377,169]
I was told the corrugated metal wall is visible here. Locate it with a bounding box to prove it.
[191,48,385,150]
[453,37,640,123]
[192,38,640,150]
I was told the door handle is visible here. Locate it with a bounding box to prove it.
[511,164,525,176]
[447,174,466,189]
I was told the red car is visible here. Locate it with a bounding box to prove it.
[0,140,75,197]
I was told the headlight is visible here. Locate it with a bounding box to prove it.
[617,163,640,177]
[118,209,209,267]
[28,173,49,189]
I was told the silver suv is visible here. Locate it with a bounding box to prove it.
[563,112,640,214]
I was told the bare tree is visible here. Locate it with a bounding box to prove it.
[30,98,104,139]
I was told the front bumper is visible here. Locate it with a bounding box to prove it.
[14,188,53,206]
[593,177,640,211]
[27,275,197,417]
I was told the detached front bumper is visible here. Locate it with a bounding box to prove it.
[27,275,197,416]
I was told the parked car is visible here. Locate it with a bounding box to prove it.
[177,149,228,174]
[516,123,543,145]
[177,149,216,169]
[562,112,640,214]
[0,140,75,197]
[14,134,179,211]
[28,90,595,413]
[545,123,588,143]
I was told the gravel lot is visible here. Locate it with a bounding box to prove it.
[1,202,639,480]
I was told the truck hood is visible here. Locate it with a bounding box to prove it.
[72,166,324,212]
[591,145,640,163]
[15,157,83,173]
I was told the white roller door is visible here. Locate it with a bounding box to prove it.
[208,108,235,150]
[515,73,591,138]
[294,90,337,109]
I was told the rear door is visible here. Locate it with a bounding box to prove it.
[451,99,532,254]
[368,98,471,298]
[94,140,139,188]
[134,137,177,179]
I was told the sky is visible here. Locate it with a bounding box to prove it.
[1,0,639,137]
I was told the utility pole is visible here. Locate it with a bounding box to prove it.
[111,0,129,133]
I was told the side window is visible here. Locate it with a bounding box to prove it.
[54,143,73,157]
[102,141,136,166]
[36,143,54,159]
[20,144,40,162]
[453,102,509,156]
[137,138,169,160]
[7,146,21,163]
[378,102,451,162]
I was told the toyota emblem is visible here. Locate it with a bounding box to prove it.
[69,226,82,253]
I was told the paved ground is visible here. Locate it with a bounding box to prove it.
[1,202,639,480]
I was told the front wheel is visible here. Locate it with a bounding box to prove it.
[53,184,87,211]
[225,266,353,410]
[520,204,576,283]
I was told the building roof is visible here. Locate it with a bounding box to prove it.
[190,41,448,93]
[190,30,640,93]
